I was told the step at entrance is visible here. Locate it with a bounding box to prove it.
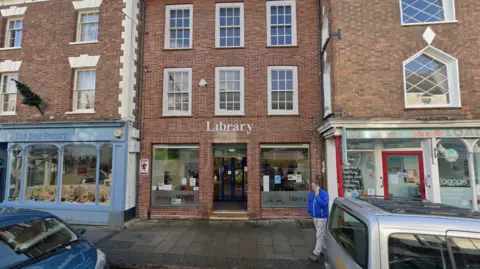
[210,210,249,221]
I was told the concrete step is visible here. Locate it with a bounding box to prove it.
[210,210,249,221]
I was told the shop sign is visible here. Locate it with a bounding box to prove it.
[0,130,72,142]
[443,148,459,163]
[347,128,480,139]
[139,159,149,176]
[440,178,470,187]
[206,121,253,134]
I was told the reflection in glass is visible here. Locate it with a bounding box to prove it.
[8,145,22,201]
[343,152,375,197]
[24,145,58,202]
[99,144,113,205]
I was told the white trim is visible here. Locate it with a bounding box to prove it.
[323,60,332,117]
[4,17,22,49]
[0,60,21,73]
[153,144,199,149]
[402,45,460,109]
[0,0,48,6]
[75,10,100,42]
[0,112,16,116]
[162,68,192,117]
[68,54,100,68]
[65,110,95,115]
[260,144,309,149]
[69,41,99,45]
[267,66,299,115]
[0,6,26,17]
[164,4,193,50]
[215,66,244,116]
[72,0,102,10]
[72,69,96,112]
[266,0,297,47]
[0,47,21,51]
[399,0,456,26]
[215,2,244,48]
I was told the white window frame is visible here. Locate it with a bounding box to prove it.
[0,73,18,114]
[73,69,96,112]
[399,0,457,26]
[5,17,22,48]
[267,66,299,115]
[164,4,193,50]
[402,46,460,109]
[76,10,100,43]
[215,66,244,116]
[162,68,192,116]
[215,3,244,48]
[266,0,297,47]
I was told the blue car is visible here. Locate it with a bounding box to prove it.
[0,207,108,269]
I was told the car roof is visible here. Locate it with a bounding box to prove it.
[0,207,55,228]
[336,196,480,221]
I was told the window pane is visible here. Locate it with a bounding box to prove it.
[76,90,95,110]
[151,146,199,207]
[99,144,113,205]
[24,145,58,202]
[401,0,445,24]
[329,205,368,267]
[389,234,453,268]
[61,144,97,204]
[343,152,375,197]
[8,145,22,201]
[448,236,480,268]
[168,8,190,49]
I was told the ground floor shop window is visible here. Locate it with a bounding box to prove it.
[8,145,22,201]
[344,140,375,198]
[438,139,472,209]
[260,144,310,208]
[24,145,58,202]
[151,145,199,207]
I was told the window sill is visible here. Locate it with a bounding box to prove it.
[0,112,16,116]
[215,112,245,117]
[266,45,299,48]
[215,46,245,50]
[162,114,192,117]
[65,110,95,115]
[0,47,21,51]
[267,112,300,116]
[69,41,99,45]
[163,47,193,51]
[401,20,458,27]
[404,105,462,110]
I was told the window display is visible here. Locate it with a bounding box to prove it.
[8,145,22,201]
[151,145,199,207]
[343,151,375,198]
[260,144,310,208]
[24,145,58,202]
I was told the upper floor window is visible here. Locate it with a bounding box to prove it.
[403,46,460,108]
[400,0,456,25]
[165,5,193,49]
[163,68,192,116]
[215,67,244,116]
[5,18,22,48]
[267,0,297,46]
[73,69,96,112]
[215,3,244,48]
[76,11,99,42]
[267,66,298,115]
[0,73,18,114]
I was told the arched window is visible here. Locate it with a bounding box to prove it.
[24,144,59,202]
[8,145,22,201]
[403,47,460,108]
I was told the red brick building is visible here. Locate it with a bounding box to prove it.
[318,0,480,210]
[0,0,141,227]
[139,0,322,220]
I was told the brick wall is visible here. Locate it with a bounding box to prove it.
[0,0,124,123]
[327,0,480,119]
[139,0,322,219]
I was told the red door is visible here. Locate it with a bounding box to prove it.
[382,151,425,199]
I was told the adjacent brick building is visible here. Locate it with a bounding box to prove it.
[318,0,480,210]
[139,0,322,219]
[0,0,141,227]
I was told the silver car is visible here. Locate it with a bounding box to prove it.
[325,196,480,269]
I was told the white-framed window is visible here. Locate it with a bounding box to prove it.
[403,46,460,108]
[267,66,298,115]
[215,67,244,116]
[76,11,99,42]
[163,68,192,116]
[400,0,456,25]
[5,18,22,48]
[266,0,297,47]
[0,73,18,114]
[73,69,96,112]
[323,59,332,117]
[165,4,193,49]
[215,3,244,48]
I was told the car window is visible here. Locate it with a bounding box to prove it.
[328,205,368,268]
[389,233,454,269]
[447,236,480,269]
[0,217,78,268]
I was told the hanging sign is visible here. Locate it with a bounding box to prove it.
[443,148,459,163]
[139,159,149,176]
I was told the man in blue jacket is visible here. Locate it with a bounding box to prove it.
[308,177,329,262]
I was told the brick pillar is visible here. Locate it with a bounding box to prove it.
[247,140,260,218]
[138,139,152,219]
[200,140,213,217]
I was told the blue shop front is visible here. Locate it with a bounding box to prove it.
[0,121,134,226]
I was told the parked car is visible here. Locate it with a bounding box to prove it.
[325,196,480,269]
[0,207,108,269]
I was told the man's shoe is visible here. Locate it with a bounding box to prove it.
[309,254,320,262]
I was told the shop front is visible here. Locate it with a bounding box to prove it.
[319,119,480,210]
[0,121,135,226]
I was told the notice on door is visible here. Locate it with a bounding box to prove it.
[263,176,270,192]
[139,159,149,176]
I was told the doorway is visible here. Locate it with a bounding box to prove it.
[213,144,247,211]
[382,151,425,199]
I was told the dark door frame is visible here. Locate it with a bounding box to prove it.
[218,157,247,202]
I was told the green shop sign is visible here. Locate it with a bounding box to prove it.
[347,128,480,139]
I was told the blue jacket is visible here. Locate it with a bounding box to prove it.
[308,189,329,218]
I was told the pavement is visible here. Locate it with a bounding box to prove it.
[73,219,325,269]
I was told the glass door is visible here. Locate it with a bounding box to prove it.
[214,157,247,202]
[382,151,425,199]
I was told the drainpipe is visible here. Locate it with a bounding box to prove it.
[317,0,324,121]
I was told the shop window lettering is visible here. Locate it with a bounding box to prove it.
[154,193,195,203]
[440,178,470,187]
